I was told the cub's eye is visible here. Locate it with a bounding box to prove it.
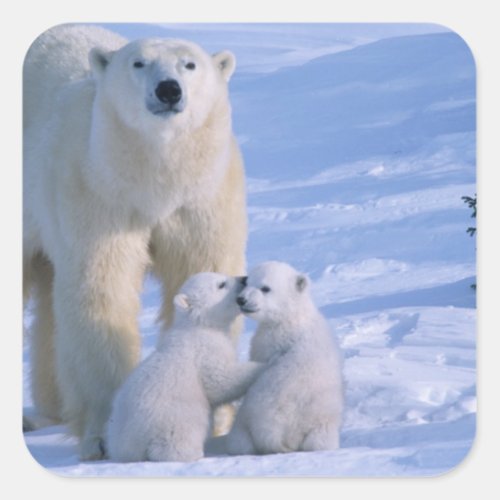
[260,286,271,294]
[185,62,196,70]
[133,61,145,68]
[218,281,226,290]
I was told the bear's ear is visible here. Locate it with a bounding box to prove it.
[295,274,309,293]
[173,293,191,311]
[212,50,236,82]
[89,47,114,79]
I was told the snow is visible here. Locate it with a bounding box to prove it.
[22,23,476,478]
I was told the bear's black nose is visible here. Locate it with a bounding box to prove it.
[155,79,182,105]
[236,296,247,307]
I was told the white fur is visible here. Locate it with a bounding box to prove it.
[107,273,262,463]
[223,261,344,455]
[23,24,246,460]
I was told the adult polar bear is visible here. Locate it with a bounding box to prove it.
[23,24,247,460]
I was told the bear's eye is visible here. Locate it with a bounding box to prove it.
[260,286,271,294]
[218,281,226,290]
[133,61,145,69]
[185,62,196,70]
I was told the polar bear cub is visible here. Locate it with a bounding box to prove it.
[107,272,262,463]
[224,261,344,455]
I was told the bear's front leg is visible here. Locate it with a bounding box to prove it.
[151,156,247,437]
[52,231,150,460]
[151,186,247,340]
[202,360,265,407]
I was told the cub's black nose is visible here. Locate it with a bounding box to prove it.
[155,79,182,105]
[236,296,247,307]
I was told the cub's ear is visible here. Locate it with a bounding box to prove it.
[295,274,309,293]
[89,47,115,79]
[212,50,236,82]
[173,293,191,311]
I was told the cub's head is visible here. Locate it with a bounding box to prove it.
[89,37,235,131]
[173,272,246,329]
[236,261,310,324]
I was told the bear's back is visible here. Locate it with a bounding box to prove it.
[23,24,126,132]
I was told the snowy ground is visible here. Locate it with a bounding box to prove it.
[22,23,476,477]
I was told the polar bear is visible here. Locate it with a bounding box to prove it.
[107,272,263,463]
[23,24,247,460]
[221,261,344,455]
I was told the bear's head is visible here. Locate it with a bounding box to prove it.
[236,261,311,324]
[89,37,236,132]
[173,272,246,330]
